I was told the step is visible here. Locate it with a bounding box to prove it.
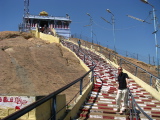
[139,114,160,120]
[86,100,116,104]
[80,107,116,115]
[79,111,129,120]
[85,102,116,108]
[92,88,116,94]
[90,92,116,97]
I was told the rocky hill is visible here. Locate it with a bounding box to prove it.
[0,31,87,99]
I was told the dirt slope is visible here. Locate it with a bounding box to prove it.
[0,31,87,96]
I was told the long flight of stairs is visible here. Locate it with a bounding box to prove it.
[61,40,160,120]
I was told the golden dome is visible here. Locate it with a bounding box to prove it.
[39,11,48,16]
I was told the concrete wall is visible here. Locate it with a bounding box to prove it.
[38,32,60,43]
[35,94,66,120]
[31,28,60,43]
[56,94,66,120]
[0,96,36,119]
[35,98,51,120]
[63,82,94,120]
[0,95,66,120]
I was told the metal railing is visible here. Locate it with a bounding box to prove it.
[100,47,160,90]
[128,89,153,120]
[70,38,159,91]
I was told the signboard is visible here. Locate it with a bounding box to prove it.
[0,96,35,109]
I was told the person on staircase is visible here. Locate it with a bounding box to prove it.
[115,66,129,113]
[78,39,81,48]
[77,39,81,52]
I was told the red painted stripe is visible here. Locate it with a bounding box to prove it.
[102,93,109,96]
[143,107,151,110]
[136,101,144,104]
[139,95,145,97]
[135,91,141,92]
[146,104,156,107]
[103,116,114,119]
[131,84,137,86]
[152,111,160,114]
[94,84,101,86]
[103,96,115,99]
[98,107,109,109]
[155,102,160,105]
[143,93,150,95]
[142,99,152,102]
[81,109,89,111]
[151,114,160,117]
[98,104,108,106]
[112,102,116,104]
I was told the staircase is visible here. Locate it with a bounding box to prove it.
[62,40,160,120]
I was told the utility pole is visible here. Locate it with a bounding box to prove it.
[23,0,30,32]
[140,0,159,78]
[86,13,93,46]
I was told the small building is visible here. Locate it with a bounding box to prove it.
[19,11,72,38]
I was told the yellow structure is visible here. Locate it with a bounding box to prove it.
[39,11,48,16]
[32,27,60,43]
[0,96,36,120]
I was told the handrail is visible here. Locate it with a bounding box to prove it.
[2,66,96,120]
[97,45,160,89]
[102,47,159,78]
[128,89,153,120]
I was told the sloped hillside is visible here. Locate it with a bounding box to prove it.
[0,31,87,97]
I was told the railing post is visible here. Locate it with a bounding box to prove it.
[84,54,85,63]
[119,58,122,66]
[80,78,83,95]
[91,69,94,83]
[150,75,153,86]
[52,96,56,120]
[135,67,138,76]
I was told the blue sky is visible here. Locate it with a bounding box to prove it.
[0,0,160,64]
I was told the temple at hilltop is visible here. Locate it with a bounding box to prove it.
[19,11,72,38]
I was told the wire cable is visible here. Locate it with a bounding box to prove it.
[93,20,146,31]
